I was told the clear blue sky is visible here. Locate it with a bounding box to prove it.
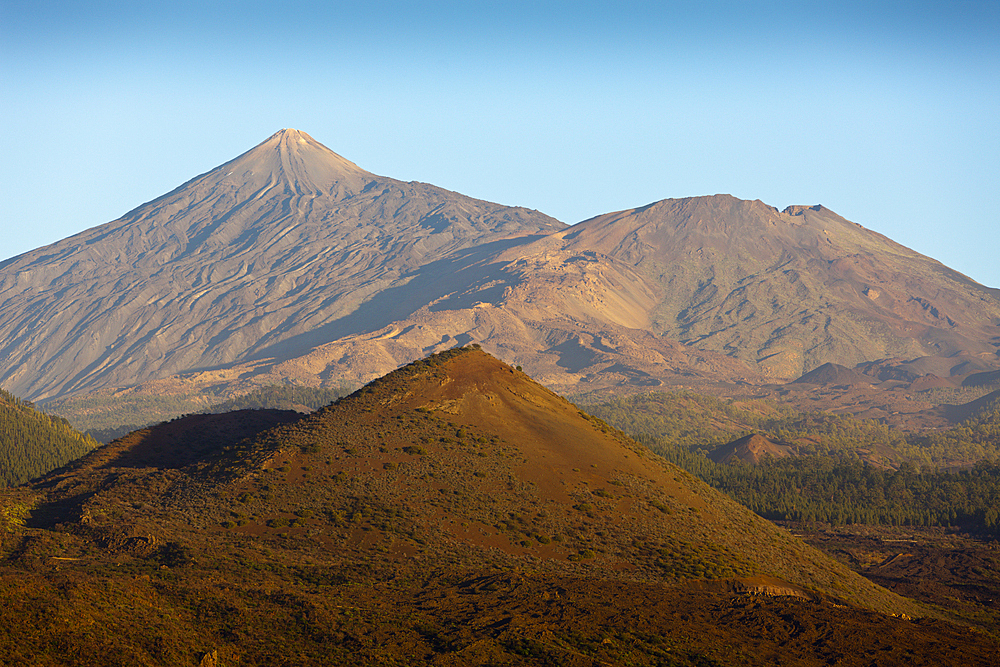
[3,1,998,286]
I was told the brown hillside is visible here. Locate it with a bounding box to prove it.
[710,433,795,465]
[27,347,917,616]
[4,348,996,664]
[794,362,875,387]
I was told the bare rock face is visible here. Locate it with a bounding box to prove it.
[2,131,999,410]
[553,197,1000,379]
[0,130,564,399]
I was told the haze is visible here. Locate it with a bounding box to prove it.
[2,1,998,287]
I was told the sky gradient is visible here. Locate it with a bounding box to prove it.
[3,1,998,286]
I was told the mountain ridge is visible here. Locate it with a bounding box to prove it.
[2,130,999,423]
[554,195,1000,378]
[0,131,564,399]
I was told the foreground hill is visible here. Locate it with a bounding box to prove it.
[28,348,899,605]
[4,348,996,664]
[7,348,989,664]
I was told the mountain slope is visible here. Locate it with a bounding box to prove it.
[548,196,1000,379]
[4,132,999,420]
[27,347,915,615]
[0,130,564,400]
[264,193,1000,396]
[6,347,996,665]
[0,388,99,485]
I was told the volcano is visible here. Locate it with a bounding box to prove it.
[2,131,999,430]
[8,347,994,664]
[26,347,912,610]
[0,130,564,400]
[550,196,1000,379]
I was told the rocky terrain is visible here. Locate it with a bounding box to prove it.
[0,129,564,400]
[3,129,999,432]
[556,198,1000,379]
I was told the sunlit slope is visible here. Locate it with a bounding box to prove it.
[554,196,1000,378]
[5,132,996,412]
[29,347,917,616]
[0,130,563,400]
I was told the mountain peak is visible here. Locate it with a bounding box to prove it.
[262,127,330,152]
[264,127,317,149]
[0,132,565,400]
[217,128,371,194]
[273,127,308,138]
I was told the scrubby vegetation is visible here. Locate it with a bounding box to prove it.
[41,391,210,433]
[0,349,996,664]
[657,443,1000,532]
[911,399,1000,465]
[62,385,354,444]
[587,391,910,460]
